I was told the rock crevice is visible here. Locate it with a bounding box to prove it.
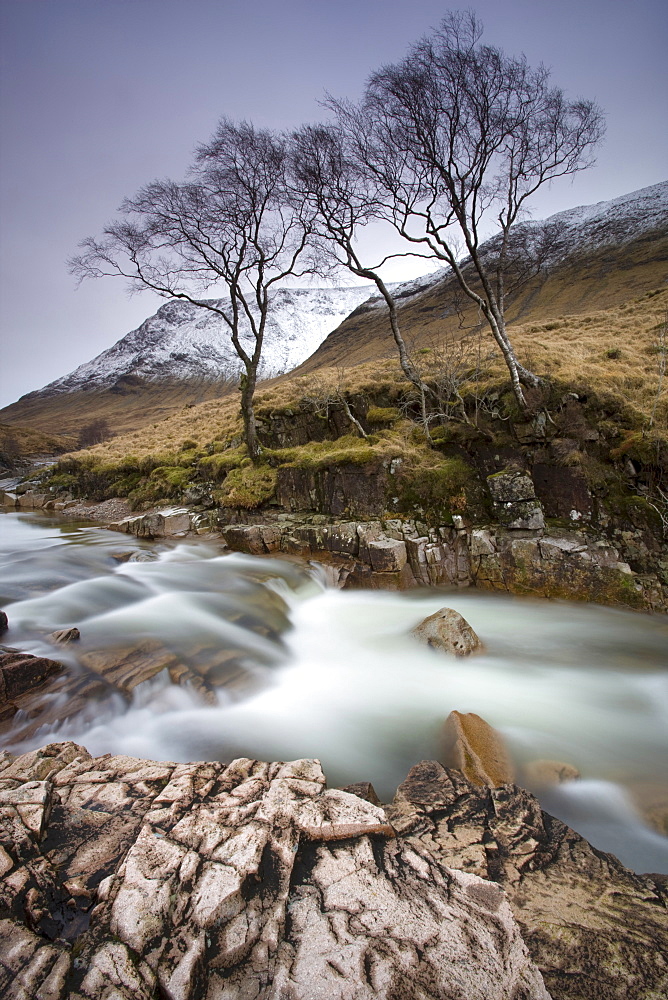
[0,744,552,999]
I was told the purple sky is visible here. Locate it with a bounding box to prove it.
[1,0,666,408]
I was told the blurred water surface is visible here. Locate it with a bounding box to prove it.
[1,508,667,873]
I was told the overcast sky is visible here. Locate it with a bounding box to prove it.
[1,0,666,408]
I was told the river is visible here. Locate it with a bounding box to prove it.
[1,508,667,874]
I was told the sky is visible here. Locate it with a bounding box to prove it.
[0,0,666,409]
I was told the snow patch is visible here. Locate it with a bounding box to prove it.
[26,180,668,401]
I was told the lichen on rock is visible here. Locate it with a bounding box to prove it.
[0,743,550,1000]
[410,606,483,656]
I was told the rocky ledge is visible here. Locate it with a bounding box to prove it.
[101,504,666,612]
[1,743,666,1000]
[6,458,668,612]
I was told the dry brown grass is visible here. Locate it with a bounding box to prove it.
[68,284,667,467]
[510,287,668,427]
[71,397,243,463]
[0,422,75,457]
[0,379,232,438]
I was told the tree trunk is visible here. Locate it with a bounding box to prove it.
[239,369,262,463]
[372,277,433,439]
[340,397,368,438]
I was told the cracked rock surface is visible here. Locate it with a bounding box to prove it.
[0,743,549,999]
[388,760,668,1000]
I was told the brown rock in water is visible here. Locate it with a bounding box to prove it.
[388,761,668,1000]
[444,710,515,786]
[0,610,7,634]
[78,638,183,691]
[410,606,483,656]
[0,744,549,1000]
[0,650,64,702]
[48,627,81,644]
[523,758,581,786]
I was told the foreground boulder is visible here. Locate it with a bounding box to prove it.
[0,744,549,1000]
[388,760,668,1000]
[411,607,483,656]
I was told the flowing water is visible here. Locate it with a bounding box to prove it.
[1,508,667,874]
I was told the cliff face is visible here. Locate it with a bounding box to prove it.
[0,743,666,1000]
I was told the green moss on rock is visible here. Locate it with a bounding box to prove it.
[394,457,487,524]
[217,465,277,509]
[366,406,400,425]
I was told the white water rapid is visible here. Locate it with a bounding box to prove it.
[1,509,667,874]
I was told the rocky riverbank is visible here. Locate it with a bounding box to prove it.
[79,498,668,612]
[6,454,667,612]
[1,742,666,1000]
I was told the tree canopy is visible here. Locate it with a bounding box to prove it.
[72,13,605,451]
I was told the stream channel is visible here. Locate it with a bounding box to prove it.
[1,508,667,874]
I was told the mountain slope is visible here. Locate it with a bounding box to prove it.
[2,181,666,436]
[293,181,668,374]
[0,286,377,435]
[33,286,377,398]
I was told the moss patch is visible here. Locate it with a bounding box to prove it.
[198,447,248,481]
[366,406,400,425]
[269,435,392,472]
[393,456,487,524]
[216,465,277,509]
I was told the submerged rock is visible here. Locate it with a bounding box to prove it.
[48,627,80,644]
[0,744,549,1000]
[443,710,515,786]
[411,606,483,656]
[522,758,581,785]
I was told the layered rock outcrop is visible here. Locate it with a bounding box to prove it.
[389,761,668,1000]
[1,744,667,999]
[109,505,659,611]
[0,744,551,1000]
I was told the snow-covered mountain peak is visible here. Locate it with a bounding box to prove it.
[17,180,667,404]
[32,285,378,398]
[539,180,668,252]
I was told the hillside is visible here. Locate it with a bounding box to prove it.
[0,285,376,436]
[294,182,668,374]
[2,182,666,438]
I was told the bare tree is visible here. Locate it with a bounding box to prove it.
[331,12,605,411]
[649,310,667,430]
[289,124,434,435]
[71,121,317,461]
[77,418,111,449]
[302,367,368,438]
